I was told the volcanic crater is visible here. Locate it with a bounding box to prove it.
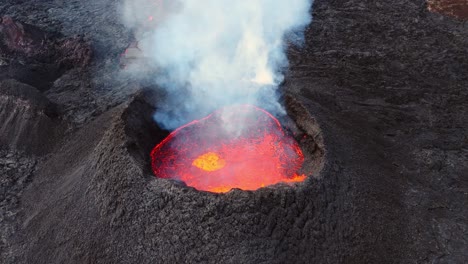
[123,89,325,194]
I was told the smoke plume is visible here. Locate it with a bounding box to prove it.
[121,0,312,130]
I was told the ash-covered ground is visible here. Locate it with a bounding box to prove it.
[1,0,467,263]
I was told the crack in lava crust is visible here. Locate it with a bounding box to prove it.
[150,105,305,193]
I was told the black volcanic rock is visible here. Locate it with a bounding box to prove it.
[0,0,467,263]
[0,16,92,91]
[0,16,51,59]
[0,79,62,155]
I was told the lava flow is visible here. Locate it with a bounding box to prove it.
[150,105,305,193]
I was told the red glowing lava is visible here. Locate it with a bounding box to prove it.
[150,105,305,193]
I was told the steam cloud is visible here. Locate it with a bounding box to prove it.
[121,0,312,130]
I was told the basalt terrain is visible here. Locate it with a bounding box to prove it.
[1,0,467,263]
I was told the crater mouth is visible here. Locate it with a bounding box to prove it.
[150,104,306,193]
[124,90,324,193]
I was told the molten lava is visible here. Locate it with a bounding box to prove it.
[192,152,226,172]
[151,105,305,193]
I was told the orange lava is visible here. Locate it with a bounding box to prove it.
[192,152,226,171]
[150,105,305,193]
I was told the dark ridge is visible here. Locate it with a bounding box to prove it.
[123,89,169,175]
[0,79,63,155]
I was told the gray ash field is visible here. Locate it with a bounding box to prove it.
[1,0,468,263]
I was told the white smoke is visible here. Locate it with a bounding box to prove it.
[121,0,312,130]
